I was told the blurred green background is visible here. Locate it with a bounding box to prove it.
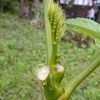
[0,0,100,100]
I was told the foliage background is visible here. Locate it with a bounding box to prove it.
[0,0,100,100]
[0,13,100,100]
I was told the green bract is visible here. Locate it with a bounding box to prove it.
[48,0,66,44]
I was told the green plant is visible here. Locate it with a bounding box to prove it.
[36,0,100,100]
[0,0,19,13]
[0,13,100,100]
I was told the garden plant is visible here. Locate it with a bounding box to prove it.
[36,0,100,100]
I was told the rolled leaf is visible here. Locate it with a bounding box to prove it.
[43,0,52,63]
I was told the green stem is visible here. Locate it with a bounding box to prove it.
[42,75,64,100]
[43,1,64,99]
[58,53,100,100]
[49,44,57,69]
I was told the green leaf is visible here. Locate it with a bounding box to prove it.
[43,0,52,64]
[65,18,100,39]
[95,38,100,48]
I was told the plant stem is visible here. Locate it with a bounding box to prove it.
[49,43,57,69]
[42,75,64,100]
[58,53,100,100]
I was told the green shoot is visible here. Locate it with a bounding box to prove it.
[36,0,100,100]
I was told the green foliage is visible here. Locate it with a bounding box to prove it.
[0,13,100,100]
[0,14,46,100]
[34,3,44,17]
[0,0,19,13]
[43,0,100,99]
[41,1,100,100]
[65,18,100,39]
[65,17,100,50]
[95,38,100,48]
